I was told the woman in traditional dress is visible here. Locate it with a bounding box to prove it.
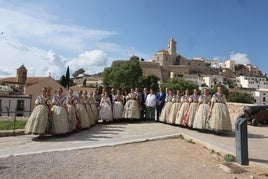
[159,89,173,123]
[145,89,156,120]
[88,91,98,123]
[51,88,70,135]
[25,87,51,137]
[209,86,232,132]
[75,90,90,129]
[167,90,181,124]
[83,90,95,126]
[99,91,113,122]
[175,89,190,125]
[193,88,211,130]
[66,89,78,131]
[113,90,124,120]
[182,89,199,127]
[122,88,140,120]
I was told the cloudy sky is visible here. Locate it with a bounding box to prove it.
[0,0,267,79]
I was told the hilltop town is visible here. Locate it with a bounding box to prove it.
[0,38,268,116]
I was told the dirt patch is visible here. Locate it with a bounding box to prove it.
[0,138,265,179]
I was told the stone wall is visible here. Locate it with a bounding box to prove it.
[226,102,254,124]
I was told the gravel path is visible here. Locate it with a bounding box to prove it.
[0,138,265,179]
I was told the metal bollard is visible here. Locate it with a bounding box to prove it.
[235,117,249,165]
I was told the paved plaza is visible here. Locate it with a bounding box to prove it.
[0,121,267,171]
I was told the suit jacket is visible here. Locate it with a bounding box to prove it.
[156,92,166,107]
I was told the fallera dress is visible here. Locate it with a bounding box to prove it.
[122,93,140,119]
[75,96,91,129]
[66,95,77,131]
[175,95,190,125]
[159,95,173,123]
[99,96,113,122]
[25,95,50,135]
[193,95,211,130]
[167,95,181,124]
[209,93,232,132]
[51,95,70,134]
[182,94,199,127]
[113,95,124,119]
[83,95,95,126]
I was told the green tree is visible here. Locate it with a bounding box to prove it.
[166,78,199,93]
[60,75,67,87]
[65,66,70,89]
[138,75,160,92]
[102,56,143,89]
[83,79,86,87]
[228,91,254,103]
[73,68,85,78]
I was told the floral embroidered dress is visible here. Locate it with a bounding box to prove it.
[51,95,69,134]
[209,93,232,131]
[182,94,199,127]
[175,95,190,125]
[99,96,113,121]
[167,95,181,124]
[66,95,79,131]
[75,96,91,129]
[122,93,140,119]
[159,95,173,123]
[25,95,50,135]
[193,95,211,130]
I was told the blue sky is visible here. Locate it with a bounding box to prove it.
[0,0,267,79]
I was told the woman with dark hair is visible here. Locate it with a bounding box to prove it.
[122,88,140,120]
[51,87,69,135]
[99,91,113,122]
[159,89,173,123]
[113,89,124,120]
[175,89,190,125]
[193,88,211,130]
[209,86,232,132]
[25,87,51,137]
[167,90,181,124]
[182,89,199,127]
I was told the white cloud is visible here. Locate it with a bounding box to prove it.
[67,50,108,75]
[230,52,251,64]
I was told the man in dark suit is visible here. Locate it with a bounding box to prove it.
[155,86,166,122]
[141,88,148,120]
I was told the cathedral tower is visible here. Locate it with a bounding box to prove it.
[16,64,27,84]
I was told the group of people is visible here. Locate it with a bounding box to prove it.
[25,87,98,137]
[25,85,232,138]
[154,86,232,132]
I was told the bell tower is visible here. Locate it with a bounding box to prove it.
[168,38,176,56]
[16,64,27,84]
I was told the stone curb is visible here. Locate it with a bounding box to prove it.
[0,129,25,137]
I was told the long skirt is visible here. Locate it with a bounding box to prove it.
[113,101,124,119]
[85,103,95,125]
[67,104,77,131]
[99,103,113,121]
[209,103,232,132]
[90,102,99,123]
[76,103,90,129]
[183,103,198,127]
[122,99,140,119]
[51,105,69,134]
[146,106,155,120]
[159,102,173,123]
[193,104,210,130]
[167,102,181,124]
[175,103,189,125]
[25,105,49,135]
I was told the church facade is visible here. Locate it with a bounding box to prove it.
[140,38,210,83]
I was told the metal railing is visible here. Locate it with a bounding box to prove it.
[0,110,32,136]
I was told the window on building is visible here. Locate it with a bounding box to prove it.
[264,93,266,95]
[16,100,24,111]
[188,62,191,65]
[263,97,266,102]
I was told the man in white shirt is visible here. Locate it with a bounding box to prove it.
[145,89,156,120]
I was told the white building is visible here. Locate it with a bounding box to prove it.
[202,75,226,88]
[0,93,31,117]
[236,76,268,89]
[253,88,268,105]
